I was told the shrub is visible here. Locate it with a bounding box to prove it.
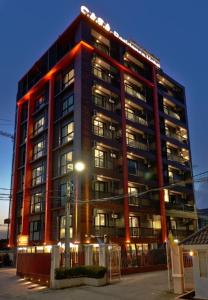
[55,265,107,280]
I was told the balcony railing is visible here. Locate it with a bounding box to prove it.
[94,42,110,55]
[124,83,146,102]
[166,130,187,144]
[158,83,184,102]
[128,196,159,208]
[124,60,148,79]
[94,158,115,169]
[130,227,161,238]
[125,110,148,127]
[93,125,119,140]
[164,106,180,120]
[126,137,148,151]
[167,153,189,166]
[93,226,125,238]
[93,94,120,112]
[166,202,195,212]
[128,168,146,178]
[92,66,119,87]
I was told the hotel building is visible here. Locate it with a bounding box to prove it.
[9,6,197,268]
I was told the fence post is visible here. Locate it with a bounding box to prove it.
[50,245,61,288]
[170,244,185,294]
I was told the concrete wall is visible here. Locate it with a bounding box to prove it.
[193,250,208,299]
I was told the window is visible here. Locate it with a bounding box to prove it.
[199,251,208,278]
[60,152,73,175]
[94,213,107,226]
[34,116,45,136]
[60,181,71,206]
[94,149,105,168]
[62,95,74,115]
[29,220,41,241]
[128,186,139,196]
[63,69,74,90]
[94,181,107,193]
[128,159,138,175]
[125,107,135,121]
[59,216,72,239]
[35,95,45,111]
[30,193,43,213]
[126,131,136,146]
[32,164,45,186]
[129,216,139,228]
[33,140,45,160]
[93,119,104,136]
[61,122,74,144]
[153,215,161,229]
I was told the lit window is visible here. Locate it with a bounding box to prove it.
[126,131,135,146]
[94,149,105,168]
[34,116,45,136]
[153,215,161,229]
[129,216,139,228]
[125,107,135,121]
[59,216,72,239]
[62,94,74,115]
[95,213,107,226]
[60,152,73,175]
[32,164,45,186]
[33,140,45,160]
[61,122,74,144]
[30,193,43,213]
[63,69,74,89]
[93,119,104,136]
[128,186,138,196]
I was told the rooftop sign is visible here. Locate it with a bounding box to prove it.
[80,6,160,68]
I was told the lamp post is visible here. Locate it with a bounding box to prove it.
[65,161,85,268]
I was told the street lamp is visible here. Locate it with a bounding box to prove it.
[65,161,85,269]
[74,161,85,172]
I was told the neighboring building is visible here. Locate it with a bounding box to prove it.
[197,208,208,228]
[9,6,197,269]
[181,225,208,299]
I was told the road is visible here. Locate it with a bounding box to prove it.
[0,268,177,300]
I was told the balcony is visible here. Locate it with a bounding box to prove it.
[95,158,115,170]
[158,80,184,103]
[126,137,148,151]
[93,226,125,238]
[124,83,146,102]
[93,124,119,140]
[129,196,159,209]
[93,41,110,55]
[93,94,120,112]
[92,65,119,87]
[166,202,195,212]
[167,152,189,166]
[125,109,148,127]
[166,130,188,145]
[164,106,180,120]
[130,227,161,238]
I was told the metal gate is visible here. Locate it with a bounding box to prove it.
[107,244,121,282]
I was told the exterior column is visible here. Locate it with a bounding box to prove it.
[45,77,55,245]
[22,97,34,239]
[9,104,22,247]
[120,70,130,243]
[152,66,167,243]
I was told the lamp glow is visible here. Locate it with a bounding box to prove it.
[74,161,85,172]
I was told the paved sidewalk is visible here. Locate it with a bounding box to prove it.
[0,268,178,300]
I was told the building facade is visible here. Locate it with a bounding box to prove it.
[9,7,197,268]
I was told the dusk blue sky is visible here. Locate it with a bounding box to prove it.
[0,0,208,236]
